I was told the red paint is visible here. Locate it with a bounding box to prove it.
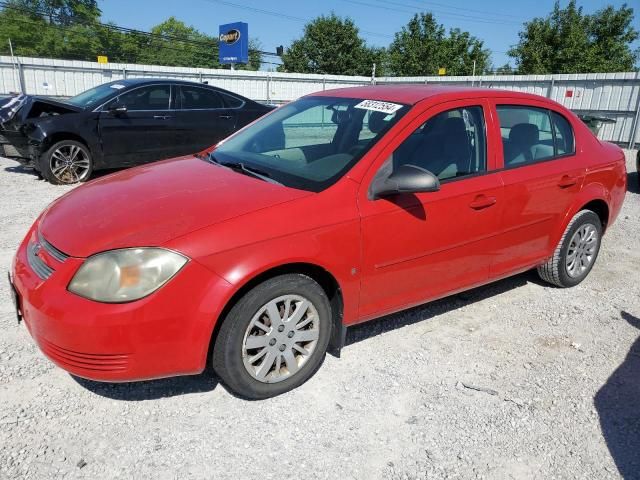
[11,86,627,382]
[566,90,574,98]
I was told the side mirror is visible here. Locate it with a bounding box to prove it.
[370,164,440,199]
[108,104,127,115]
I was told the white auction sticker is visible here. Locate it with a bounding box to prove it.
[354,99,403,114]
[110,84,126,90]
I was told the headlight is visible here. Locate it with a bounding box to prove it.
[68,248,188,303]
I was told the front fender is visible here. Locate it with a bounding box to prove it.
[189,220,362,327]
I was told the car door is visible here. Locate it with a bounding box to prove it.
[488,100,585,278]
[174,85,238,156]
[98,84,179,166]
[358,99,505,320]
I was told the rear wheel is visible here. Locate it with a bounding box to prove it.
[212,274,332,399]
[537,210,602,288]
[39,140,93,185]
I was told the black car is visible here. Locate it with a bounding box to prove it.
[0,79,274,184]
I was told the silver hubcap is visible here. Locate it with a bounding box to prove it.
[242,294,320,383]
[50,145,90,184]
[566,223,598,278]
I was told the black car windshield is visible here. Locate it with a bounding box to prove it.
[65,82,127,108]
[212,96,409,192]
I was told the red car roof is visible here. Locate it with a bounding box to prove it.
[310,85,548,105]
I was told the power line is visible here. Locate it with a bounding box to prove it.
[197,0,395,39]
[0,14,283,67]
[0,1,283,59]
[381,0,527,21]
[344,0,521,26]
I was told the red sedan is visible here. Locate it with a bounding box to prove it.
[10,86,627,399]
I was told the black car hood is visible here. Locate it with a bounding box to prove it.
[0,95,81,130]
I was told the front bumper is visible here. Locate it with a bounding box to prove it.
[11,225,234,382]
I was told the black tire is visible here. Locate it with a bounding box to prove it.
[636,150,639,189]
[537,210,602,288]
[212,274,332,399]
[39,140,93,185]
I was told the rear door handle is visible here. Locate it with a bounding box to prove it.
[469,195,497,210]
[558,175,578,188]
[219,114,233,119]
[153,115,172,120]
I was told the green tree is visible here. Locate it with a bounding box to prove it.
[280,13,379,75]
[508,1,639,73]
[0,4,263,69]
[140,17,220,68]
[386,13,490,76]
[6,0,100,24]
[495,63,514,74]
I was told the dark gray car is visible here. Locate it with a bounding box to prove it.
[0,79,273,184]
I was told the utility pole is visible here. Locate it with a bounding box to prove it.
[8,38,21,94]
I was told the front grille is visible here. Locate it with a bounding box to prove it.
[27,242,54,280]
[27,233,69,280]
[39,338,130,372]
[38,232,69,262]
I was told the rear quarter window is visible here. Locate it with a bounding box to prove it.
[551,111,575,156]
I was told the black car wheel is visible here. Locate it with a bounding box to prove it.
[39,140,93,185]
[537,210,602,288]
[212,274,332,399]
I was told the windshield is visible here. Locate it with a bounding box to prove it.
[66,82,127,108]
[213,96,409,192]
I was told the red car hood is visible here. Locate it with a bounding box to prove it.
[39,156,311,258]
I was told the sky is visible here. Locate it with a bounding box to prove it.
[98,0,639,71]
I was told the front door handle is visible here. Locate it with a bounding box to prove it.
[469,195,497,210]
[219,114,233,119]
[558,175,578,188]
[153,115,172,120]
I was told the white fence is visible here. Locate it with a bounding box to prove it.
[1,55,639,147]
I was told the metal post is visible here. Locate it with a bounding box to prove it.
[371,63,376,86]
[628,72,640,149]
[266,73,271,103]
[16,60,25,94]
[547,76,555,99]
[322,76,326,91]
[122,68,127,79]
[471,60,476,87]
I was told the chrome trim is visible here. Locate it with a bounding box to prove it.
[38,232,69,262]
[27,243,54,280]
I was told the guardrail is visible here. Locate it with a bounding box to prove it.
[1,55,638,147]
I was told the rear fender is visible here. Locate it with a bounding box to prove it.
[548,182,609,254]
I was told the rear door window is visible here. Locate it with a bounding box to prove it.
[179,86,224,109]
[496,106,555,167]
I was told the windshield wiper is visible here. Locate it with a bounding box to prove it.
[208,153,282,185]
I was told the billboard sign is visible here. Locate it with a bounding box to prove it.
[219,22,249,64]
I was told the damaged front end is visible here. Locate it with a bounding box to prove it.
[0,95,80,167]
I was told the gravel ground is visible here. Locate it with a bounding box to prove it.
[0,151,639,480]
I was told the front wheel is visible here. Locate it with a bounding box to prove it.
[39,140,93,185]
[537,210,602,288]
[212,274,332,399]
